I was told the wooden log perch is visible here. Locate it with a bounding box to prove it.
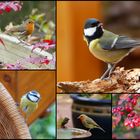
[0,83,31,139]
[57,67,140,93]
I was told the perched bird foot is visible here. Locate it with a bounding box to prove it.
[100,76,114,84]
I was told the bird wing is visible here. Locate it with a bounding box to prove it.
[85,118,105,132]
[23,105,28,112]
[20,95,27,111]
[85,117,99,127]
[99,30,119,50]
[99,30,140,50]
[113,36,140,49]
[61,117,69,126]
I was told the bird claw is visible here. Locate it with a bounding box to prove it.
[101,77,109,80]
[101,77,113,84]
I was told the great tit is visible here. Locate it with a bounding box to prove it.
[20,90,41,121]
[78,114,105,132]
[83,18,140,79]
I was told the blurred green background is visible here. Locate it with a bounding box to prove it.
[29,104,56,139]
[0,1,55,30]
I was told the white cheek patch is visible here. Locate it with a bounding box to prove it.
[29,95,39,102]
[30,92,40,99]
[84,27,97,36]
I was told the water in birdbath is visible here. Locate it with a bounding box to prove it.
[57,128,91,139]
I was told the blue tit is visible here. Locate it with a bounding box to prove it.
[83,18,140,79]
[20,90,41,121]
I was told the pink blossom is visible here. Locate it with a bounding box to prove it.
[0,1,22,14]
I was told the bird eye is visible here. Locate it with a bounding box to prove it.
[91,23,95,27]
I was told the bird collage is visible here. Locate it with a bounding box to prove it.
[0,1,140,140]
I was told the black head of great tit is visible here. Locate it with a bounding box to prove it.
[83,18,140,79]
[84,18,103,44]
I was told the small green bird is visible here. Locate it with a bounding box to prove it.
[20,90,40,120]
[78,114,105,132]
[83,18,140,79]
[57,117,70,129]
[61,117,70,128]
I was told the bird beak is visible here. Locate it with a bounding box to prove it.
[77,116,80,119]
[98,23,103,28]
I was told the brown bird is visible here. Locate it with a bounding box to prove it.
[5,19,34,39]
[78,114,105,132]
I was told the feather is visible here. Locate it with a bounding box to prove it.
[23,105,28,112]
[99,30,140,50]
[97,126,105,132]
[99,30,119,50]
[114,36,140,49]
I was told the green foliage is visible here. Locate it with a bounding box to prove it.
[29,8,55,40]
[29,104,56,139]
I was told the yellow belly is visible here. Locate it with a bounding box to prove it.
[89,39,130,63]
[20,96,38,117]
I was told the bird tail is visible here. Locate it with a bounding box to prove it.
[97,126,105,133]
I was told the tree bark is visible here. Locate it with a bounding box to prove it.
[57,67,140,93]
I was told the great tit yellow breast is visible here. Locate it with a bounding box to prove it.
[89,39,130,63]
